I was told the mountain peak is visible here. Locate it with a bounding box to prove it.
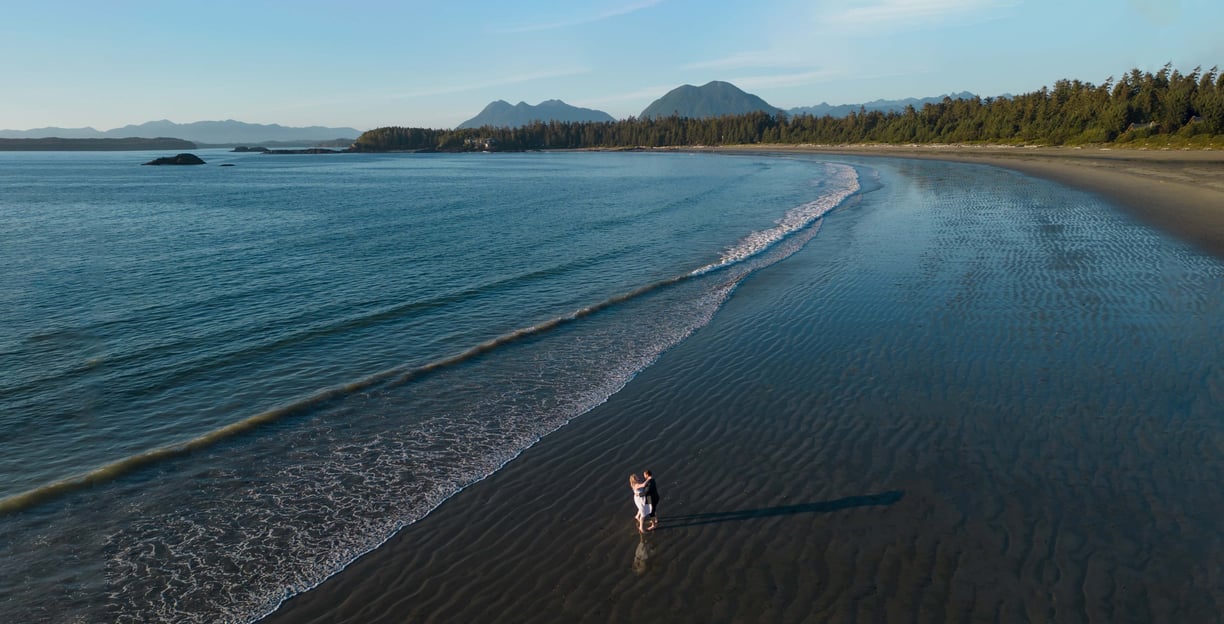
[457,99,615,129]
[640,81,779,119]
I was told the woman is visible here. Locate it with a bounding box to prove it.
[629,474,653,534]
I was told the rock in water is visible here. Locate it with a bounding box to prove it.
[143,153,206,165]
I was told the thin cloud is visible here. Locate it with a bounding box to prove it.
[1128,0,1179,26]
[732,68,844,90]
[682,51,813,72]
[825,0,1016,29]
[597,85,680,102]
[492,0,663,34]
[395,68,592,99]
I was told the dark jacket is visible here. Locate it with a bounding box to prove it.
[644,477,659,505]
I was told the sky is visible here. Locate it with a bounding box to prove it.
[2,0,1221,131]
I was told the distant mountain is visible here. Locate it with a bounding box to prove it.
[788,92,980,118]
[640,81,780,119]
[457,99,615,129]
[0,126,106,139]
[0,120,362,145]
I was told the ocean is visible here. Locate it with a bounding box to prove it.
[0,149,859,623]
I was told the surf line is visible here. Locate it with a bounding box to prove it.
[692,161,860,276]
[0,271,711,515]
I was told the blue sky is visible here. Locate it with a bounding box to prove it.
[2,0,1220,131]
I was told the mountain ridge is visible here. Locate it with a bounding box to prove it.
[0,119,362,145]
[788,91,981,117]
[1,89,998,138]
[457,100,615,129]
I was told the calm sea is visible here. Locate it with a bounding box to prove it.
[0,149,858,622]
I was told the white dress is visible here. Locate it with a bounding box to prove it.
[634,487,652,518]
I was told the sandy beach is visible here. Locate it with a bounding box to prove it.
[262,149,1224,623]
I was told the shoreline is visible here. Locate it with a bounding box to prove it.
[709,144,1224,259]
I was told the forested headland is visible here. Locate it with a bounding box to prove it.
[0,137,197,151]
[353,65,1224,152]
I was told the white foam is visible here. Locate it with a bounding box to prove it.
[692,163,859,276]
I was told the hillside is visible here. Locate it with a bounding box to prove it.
[639,81,779,119]
[457,100,615,129]
[0,137,197,151]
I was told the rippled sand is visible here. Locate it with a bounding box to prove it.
[264,157,1224,623]
[729,144,1224,260]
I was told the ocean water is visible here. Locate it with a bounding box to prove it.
[0,149,858,623]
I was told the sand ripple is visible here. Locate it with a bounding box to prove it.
[264,158,1224,623]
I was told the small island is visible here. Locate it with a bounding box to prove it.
[143,153,206,165]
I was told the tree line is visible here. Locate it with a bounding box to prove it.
[0,137,197,151]
[352,65,1224,152]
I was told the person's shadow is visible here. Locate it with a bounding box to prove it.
[658,491,903,529]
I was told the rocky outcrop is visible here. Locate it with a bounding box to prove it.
[143,153,206,165]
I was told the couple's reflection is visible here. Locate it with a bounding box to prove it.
[632,533,656,575]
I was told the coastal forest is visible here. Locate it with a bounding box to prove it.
[354,65,1224,151]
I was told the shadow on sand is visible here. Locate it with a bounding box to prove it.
[658,491,904,530]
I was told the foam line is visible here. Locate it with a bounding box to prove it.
[693,162,860,275]
[0,276,696,515]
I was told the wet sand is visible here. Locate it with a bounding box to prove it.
[722,145,1224,260]
[263,153,1224,623]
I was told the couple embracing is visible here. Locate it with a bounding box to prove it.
[629,470,659,534]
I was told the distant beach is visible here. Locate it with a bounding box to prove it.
[263,151,1224,623]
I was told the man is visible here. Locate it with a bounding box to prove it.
[643,470,659,530]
